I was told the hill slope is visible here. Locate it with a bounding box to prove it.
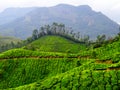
[0,7,36,25]
[0,4,119,39]
[24,35,86,53]
[0,35,120,89]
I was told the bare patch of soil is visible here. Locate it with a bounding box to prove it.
[107,67,120,71]
[96,60,113,64]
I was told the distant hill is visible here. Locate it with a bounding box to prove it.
[0,4,119,39]
[0,7,36,25]
[0,36,21,45]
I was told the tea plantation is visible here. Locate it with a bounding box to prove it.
[0,35,120,90]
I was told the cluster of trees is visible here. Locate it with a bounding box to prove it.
[27,22,90,44]
[0,41,26,52]
[93,30,120,48]
[29,22,120,48]
[30,23,120,46]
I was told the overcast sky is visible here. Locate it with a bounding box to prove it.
[0,0,120,23]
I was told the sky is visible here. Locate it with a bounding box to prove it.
[0,0,120,24]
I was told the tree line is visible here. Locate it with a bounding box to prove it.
[0,41,26,52]
[29,22,120,48]
[27,22,90,44]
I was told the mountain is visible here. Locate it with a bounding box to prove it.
[0,7,36,25]
[0,4,119,39]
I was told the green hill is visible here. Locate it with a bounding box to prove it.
[24,35,86,53]
[0,36,22,52]
[88,38,120,62]
[0,36,21,45]
[0,35,120,90]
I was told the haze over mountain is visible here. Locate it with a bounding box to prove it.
[0,7,36,25]
[0,4,119,39]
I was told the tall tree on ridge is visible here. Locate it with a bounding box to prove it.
[32,29,38,40]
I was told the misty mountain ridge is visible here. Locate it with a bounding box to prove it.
[0,4,119,39]
[0,7,36,25]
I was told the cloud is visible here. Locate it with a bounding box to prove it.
[111,3,120,10]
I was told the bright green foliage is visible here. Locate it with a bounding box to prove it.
[0,58,90,89]
[86,39,120,62]
[0,49,67,59]
[24,35,86,53]
[0,35,120,90]
[6,67,120,90]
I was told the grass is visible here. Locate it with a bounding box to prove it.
[24,35,86,53]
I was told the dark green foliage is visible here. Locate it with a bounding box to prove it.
[91,51,97,58]
[0,69,4,79]
[76,60,81,67]
[32,29,39,40]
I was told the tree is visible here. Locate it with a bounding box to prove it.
[96,35,106,44]
[52,22,58,34]
[26,37,33,43]
[10,41,15,48]
[58,23,65,35]
[94,34,106,48]
[117,26,120,37]
[83,35,90,45]
[32,29,38,40]
[76,32,80,40]
[45,25,51,35]
[38,27,43,38]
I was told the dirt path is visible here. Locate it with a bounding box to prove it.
[0,55,92,60]
[95,60,113,64]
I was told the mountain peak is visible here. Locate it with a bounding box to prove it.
[77,5,92,10]
[55,4,75,8]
